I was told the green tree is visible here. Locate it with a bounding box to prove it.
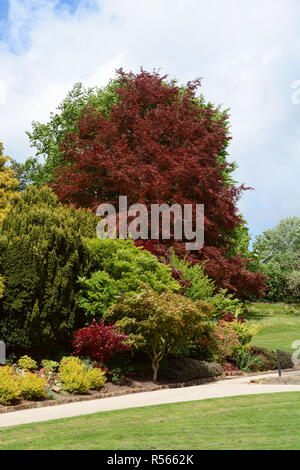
[24,81,121,186]
[0,143,20,223]
[253,217,300,302]
[0,186,98,355]
[77,238,180,320]
[105,286,211,381]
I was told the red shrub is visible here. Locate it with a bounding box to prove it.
[72,320,130,364]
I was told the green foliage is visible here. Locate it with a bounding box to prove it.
[0,366,21,404]
[254,217,300,302]
[86,368,106,390]
[17,356,37,371]
[40,360,60,374]
[234,346,293,372]
[59,357,90,394]
[78,239,180,320]
[24,81,121,186]
[59,356,106,394]
[230,321,260,346]
[169,251,245,318]
[106,286,211,381]
[0,275,4,299]
[233,347,265,372]
[287,271,300,299]
[0,143,20,224]
[0,186,98,355]
[18,373,47,400]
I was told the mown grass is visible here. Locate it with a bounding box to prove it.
[245,302,300,351]
[1,392,300,450]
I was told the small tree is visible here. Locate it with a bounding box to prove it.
[105,286,212,381]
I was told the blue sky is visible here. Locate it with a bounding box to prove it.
[0,0,300,242]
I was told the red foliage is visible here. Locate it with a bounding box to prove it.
[51,69,266,299]
[220,313,246,323]
[72,320,130,364]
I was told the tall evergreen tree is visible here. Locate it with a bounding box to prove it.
[0,186,98,356]
[0,143,20,223]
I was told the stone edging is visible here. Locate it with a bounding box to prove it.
[0,375,224,415]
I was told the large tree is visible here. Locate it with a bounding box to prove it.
[254,217,300,302]
[33,69,266,298]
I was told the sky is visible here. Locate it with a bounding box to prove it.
[0,0,300,241]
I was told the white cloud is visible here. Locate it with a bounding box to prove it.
[0,0,300,238]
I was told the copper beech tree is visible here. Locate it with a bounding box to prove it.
[51,69,266,299]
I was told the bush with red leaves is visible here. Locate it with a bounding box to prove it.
[72,320,130,364]
[220,313,246,323]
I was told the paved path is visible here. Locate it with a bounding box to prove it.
[1,371,300,428]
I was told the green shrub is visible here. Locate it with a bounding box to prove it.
[169,251,245,318]
[0,366,21,405]
[235,347,294,372]
[160,357,223,382]
[0,275,4,299]
[41,359,59,374]
[17,355,37,371]
[0,186,97,355]
[86,368,106,390]
[78,238,180,320]
[18,372,47,400]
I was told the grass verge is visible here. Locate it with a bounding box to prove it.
[1,392,300,450]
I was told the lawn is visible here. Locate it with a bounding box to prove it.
[1,392,300,450]
[245,302,300,352]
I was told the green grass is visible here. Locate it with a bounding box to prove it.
[1,393,300,449]
[245,302,300,351]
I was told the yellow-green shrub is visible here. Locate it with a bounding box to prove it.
[86,368,106,390]
[59,357,90,394]
[17,355,37,371]
[231,321,261,346]
[0,366,21,404]
[18,372,47,400]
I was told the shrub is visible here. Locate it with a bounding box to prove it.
[73,320,130,364]
[18,373,47,400]
[213,321,241,363]
[234,347,294,372]
[40,360,60,374]
[106,286,211,381]
[59,358,90,394]
[77,238,180,320]
[17,355,37,371]
[169,251,246,318]
[229,321,260,346]
[86,368,106,390]
[233,347,265,372]
[0,366,21,405]
[0,275,4,299]
[160,357,223,382]
[0,186,98,355]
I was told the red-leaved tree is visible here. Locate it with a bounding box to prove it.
[72,320,130,364]
[52,69,266,298]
